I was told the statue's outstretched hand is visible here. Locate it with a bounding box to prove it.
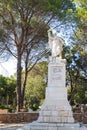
[48,29,52,32]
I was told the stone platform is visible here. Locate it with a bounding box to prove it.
[36,62,74,124]
[17,122,87,130]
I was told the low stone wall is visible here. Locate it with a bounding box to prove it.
[0,112,87,124]
[0,112,39,123]
[74,112,87,124]
[0,109,8,114]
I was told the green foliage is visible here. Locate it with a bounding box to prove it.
[8,106,15,112]
[0,0,76,112]
[0,105,7,109]
[28,96,40,111]
[0,104,15,112]
[0,75,16,106]
[0,75,7,96]
[74,84,87,104]
[66,0,87,104]
[73,0,87,46]
[67,1,87,105]
[65,45,87,105]
[75,0,87,20]
[42,0,75,16]
[25,61,48,110]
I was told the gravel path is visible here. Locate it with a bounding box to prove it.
[0,123,26,130]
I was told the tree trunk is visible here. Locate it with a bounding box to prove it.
[21,50,29,107]
[16,47,22,112]
[21,71,28,107]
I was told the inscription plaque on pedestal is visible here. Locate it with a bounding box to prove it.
[48,65,65,86]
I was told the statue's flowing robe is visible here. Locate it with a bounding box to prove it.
[48,34,64,58]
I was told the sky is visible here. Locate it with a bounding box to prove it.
[0,21,74,77]
[0,58,17,77]
[0,34,62,77]
[0,33,71,77]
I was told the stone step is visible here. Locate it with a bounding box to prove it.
[17,122,87,130]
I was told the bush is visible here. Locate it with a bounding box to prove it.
[0,105,8,109]
[0,105,15,112]
[28,96,40,111]
[8,106,15,112]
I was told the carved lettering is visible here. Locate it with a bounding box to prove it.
[49,66,63,84]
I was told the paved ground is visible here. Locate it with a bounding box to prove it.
[0,123,87,130]
[0,123,26,130]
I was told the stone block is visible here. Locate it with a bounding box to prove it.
[50,117,62,123]
[0,109,8,114]
[31,126,47,130]
[43,117,50,122]
[52,111,58,116]
[58,127,80,130]
[38,116,43,122]
[57,112,62,117]
[68,111,73,116]
[48,127,58,130]
[68,117,74,123]
[61,117,68,123]
[43,111,51,116]
[61,111,69,116]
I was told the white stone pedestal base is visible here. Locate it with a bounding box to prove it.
[37,98,74,123]
[17,122,87,130]
[37,62,74,124]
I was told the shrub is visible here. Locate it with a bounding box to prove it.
[28,96,40,111]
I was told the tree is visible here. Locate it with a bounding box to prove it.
[0,30,10,62]
[24,61,48,110]
[74,81,87,104]
[72,0,87,49]
[64,45,87,105]
[0,0,75,111]
[66,0,87,105]
[0,75,16,106]
[0,75,7,105]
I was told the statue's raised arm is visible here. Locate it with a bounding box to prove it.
[48,29,64,60]
[48,29,54,49]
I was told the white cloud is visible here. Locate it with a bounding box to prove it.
[0,58,17,77]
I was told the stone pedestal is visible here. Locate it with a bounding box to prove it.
[38,61,74,123]
[17,60,87,130]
